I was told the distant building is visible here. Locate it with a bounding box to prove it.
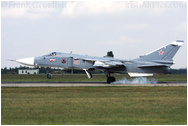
[18,69,39,74]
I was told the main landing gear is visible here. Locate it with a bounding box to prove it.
[105,71,116,84]
[107,76,116,84]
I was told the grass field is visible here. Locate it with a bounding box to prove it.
[1,87,187,125]
[1,74,187,82]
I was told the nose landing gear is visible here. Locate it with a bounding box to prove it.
[47,73,52,79]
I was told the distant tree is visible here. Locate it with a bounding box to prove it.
[170,68,187,74]
[1,67,7,74]
[1,68,5,74]
[39,67,47,74]
[14,67,18,73]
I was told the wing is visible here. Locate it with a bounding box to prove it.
[74,56,129,68]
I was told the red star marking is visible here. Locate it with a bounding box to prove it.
[50,59,56,62]
[158,50,164,55]
[50,59,54,62]
[61,59,66,64]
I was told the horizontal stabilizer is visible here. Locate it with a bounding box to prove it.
[137,64,167,68]
[153,60,174,64]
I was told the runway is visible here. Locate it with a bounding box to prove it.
[1,82,187,87]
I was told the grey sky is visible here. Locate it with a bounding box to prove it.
[1,1,187,69]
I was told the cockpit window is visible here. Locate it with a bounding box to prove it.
[48,52,57,56]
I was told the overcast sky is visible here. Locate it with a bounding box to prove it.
[1,1,187,69]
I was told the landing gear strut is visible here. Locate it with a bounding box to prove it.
[105,71,116,84]
[46,67,52,79]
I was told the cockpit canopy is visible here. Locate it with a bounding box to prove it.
[42,52,64,57]
[42,52,58,57]
[48,52,57,56]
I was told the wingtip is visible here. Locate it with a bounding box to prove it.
[170,40,184,46]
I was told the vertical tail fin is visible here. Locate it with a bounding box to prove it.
[136,40,184,61]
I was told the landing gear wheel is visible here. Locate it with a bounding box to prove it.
[107,76,116,84]
[47,73,52,79]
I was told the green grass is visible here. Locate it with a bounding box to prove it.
[1,74,187,82]
[1,87,187,125]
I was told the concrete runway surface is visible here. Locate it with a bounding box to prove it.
[1,82,187,87]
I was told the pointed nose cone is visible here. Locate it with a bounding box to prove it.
[16,57,35,66]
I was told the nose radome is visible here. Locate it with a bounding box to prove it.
[16,57,35,66]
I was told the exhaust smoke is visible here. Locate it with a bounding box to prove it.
[112,77,158,84]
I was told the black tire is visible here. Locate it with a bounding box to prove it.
[107,76,116,84]
[47,73,52,79]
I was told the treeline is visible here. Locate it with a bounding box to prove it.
[1,66,187,74]
[1,66,103,74]
[170,69,187,74]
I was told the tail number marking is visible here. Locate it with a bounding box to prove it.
[74,60,80,65]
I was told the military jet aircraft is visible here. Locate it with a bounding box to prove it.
[15,40,183,83]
